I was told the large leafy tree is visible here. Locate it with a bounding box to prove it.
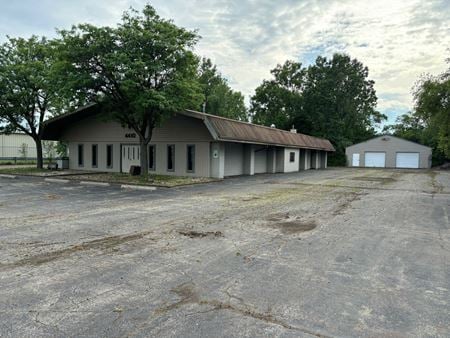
[250,54,385,164]
[383,113,425,144]
[0,36,60,169]
[198,58,247,120]
[413,71,450,159]
[58,5,204,175]
[250,60,307,129]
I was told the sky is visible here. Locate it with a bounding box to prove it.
[0,0,449,125]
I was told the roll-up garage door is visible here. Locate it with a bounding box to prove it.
[364,152,385,167]
[396,152,419,168]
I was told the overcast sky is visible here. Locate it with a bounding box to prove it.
[1,0,449,124]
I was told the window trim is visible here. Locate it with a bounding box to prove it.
[186,144,195,173]
[148,144,156,171]
[289,151,295,163]
[91,144,98,168]
[106,144,113,169]
[167,144,175,172]
[78,144,84,167]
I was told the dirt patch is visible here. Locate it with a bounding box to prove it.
[0,231,151,270]
[156,282,199,314]
[429,171,444,194]
[333,191,367,216]
[266,213,317,234]
[155,283,329,337]
[46,194,62,200]
[271,220,317,234]
[350,176,396,184]
[178,230,223,238]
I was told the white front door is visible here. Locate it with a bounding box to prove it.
[121,145,140,173]
[352,153,360,166]
[396,152,419,168]
[365,152,385,167]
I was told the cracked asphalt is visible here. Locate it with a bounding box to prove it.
[0,168,449,337]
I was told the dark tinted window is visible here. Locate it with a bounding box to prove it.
[149,145,156,170]
[167,145,175,171]
[78,144,84,166]
[187,145,195,172]
[92,144,98,167]
[289,152,295,162]
[106,145,113,168]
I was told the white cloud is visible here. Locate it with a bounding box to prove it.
[1,0,448,123]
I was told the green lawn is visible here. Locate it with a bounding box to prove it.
[0,167,47,174]
[0,159,37,165]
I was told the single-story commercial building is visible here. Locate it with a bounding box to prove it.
[42,104,335,178]
[345,135,432,169]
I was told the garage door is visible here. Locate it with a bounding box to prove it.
[396,152,419,168]
[364,152,385,167]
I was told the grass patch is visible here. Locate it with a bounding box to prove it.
[0,167,47,174]
[66,172,219,187]
[0,159,37,165]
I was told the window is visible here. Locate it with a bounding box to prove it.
[167,144,175,171]
[187,145,195,172]
[78,144,84,167]
[289,151,295,162]
[106,145,113,168]
[149,145,156,171]
[91,144,98,168]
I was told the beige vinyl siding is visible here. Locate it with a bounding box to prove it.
[64,114,213,176]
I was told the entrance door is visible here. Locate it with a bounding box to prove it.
[352,153,360,166]
[121,144,140,173]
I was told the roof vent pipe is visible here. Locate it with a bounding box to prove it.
[270,124,276,128]
[290,125,297,133]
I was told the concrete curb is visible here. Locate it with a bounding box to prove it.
[80,181,110,187]
[121,184,157,191]
[44,178,70,184]
[0,174,17,179]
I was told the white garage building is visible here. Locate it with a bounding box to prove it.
[42,104,335,178]
[346,135,432,169]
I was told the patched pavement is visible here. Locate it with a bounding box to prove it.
[0,168,449,337]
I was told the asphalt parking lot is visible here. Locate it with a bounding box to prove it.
[0,168,449,337]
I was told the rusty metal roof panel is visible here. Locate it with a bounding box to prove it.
[183,110,335,151]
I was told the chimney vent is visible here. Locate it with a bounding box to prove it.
[290,125,297,133]
[270,124,276,128]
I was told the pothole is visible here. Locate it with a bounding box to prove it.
[266,213,317,234]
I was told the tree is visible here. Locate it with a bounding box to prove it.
[197,58,247,120]
[0,36,60,168]
[413,71,450,158]
[250,54,385,165]
[382,113,425,144]
[58,5,204,175]
[250,60,307,129]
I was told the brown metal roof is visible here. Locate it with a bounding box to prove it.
[42,104,334,151]
[183,110,335,151]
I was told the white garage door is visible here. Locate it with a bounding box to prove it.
[365,152,385,167]
[396,152,419,168]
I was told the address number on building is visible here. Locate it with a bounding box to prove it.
[125,133,136,138]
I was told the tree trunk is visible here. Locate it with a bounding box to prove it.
[140,140,148,176]
[35,138,43,169]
